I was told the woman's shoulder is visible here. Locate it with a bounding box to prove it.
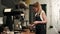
[40,10,45,14]
[42,10,45,13]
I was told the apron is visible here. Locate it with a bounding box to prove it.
[34,14,46,34]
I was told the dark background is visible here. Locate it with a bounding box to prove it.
[0,0,26,17]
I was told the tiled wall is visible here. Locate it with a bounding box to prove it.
[51,0,60,31]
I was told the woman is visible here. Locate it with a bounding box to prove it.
[32,2,47,34]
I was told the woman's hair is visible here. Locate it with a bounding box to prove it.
[33,2,42,14]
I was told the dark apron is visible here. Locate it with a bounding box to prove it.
[34,14,46,34]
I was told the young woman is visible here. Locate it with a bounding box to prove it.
[32,2,47,34]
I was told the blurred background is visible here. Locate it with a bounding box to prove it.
[0,0,60,34]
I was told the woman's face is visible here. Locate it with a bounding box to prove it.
[33,7,38,13]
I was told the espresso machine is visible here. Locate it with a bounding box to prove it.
[3,8,21,31]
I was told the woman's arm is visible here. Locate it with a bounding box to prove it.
[41,11,47,23]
